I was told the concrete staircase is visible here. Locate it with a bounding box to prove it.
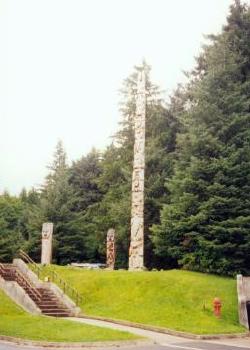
[36,288,73,317]
[0,263,74,317]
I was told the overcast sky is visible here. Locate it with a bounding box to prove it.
[0,0,242,195]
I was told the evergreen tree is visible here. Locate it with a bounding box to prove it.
[152,0,250,275]
[41,141,84,264]
[19,187,44,261]
[82,62,178,268]
[0,193,24,261]
[69,148,103,211]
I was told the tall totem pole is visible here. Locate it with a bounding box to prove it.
[129,70,146,271]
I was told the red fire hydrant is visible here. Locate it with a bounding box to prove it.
[213,297,222,318]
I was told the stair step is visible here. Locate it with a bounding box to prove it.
[37,302,64,306]
[38,303,65,306]
[40,308,69,312]
[43,312,71,317]
[39,303,65,306]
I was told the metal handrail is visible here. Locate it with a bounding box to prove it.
[14,268,42,301]
[0,263,5,275]
[48,269,83,306]
[19,250,43,278]
[0,260,41,301]
[18,250,83,306]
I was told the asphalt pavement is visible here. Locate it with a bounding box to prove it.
[0,316,249,350]
[1,340,250,350]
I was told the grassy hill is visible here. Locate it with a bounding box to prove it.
[42,267,244,335]
[0,290,138,342]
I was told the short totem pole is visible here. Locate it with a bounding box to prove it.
[41,222,53,265]
[106,228,116,270]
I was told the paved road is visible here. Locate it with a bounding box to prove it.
[1,341,250,350]
[0,316,249,350]
[67,317,250,349]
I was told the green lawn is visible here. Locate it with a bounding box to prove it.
[42,267,245,335]
[0,290,138,342]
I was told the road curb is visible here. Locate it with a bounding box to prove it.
[0,335,153,348]
[78,314,250,340]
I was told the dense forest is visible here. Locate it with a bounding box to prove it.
[1,1,250,275]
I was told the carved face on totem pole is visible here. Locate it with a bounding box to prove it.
[42,223,53,240]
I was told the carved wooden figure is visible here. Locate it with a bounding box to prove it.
[106,228,116,270]
[129,70,146,270]
[41,222,53,265]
